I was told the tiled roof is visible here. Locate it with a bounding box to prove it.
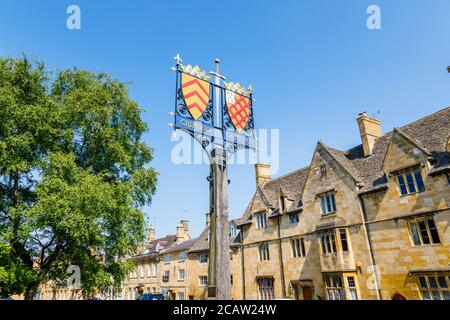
[160,238,197,254]
[330,106,450,192]
[189,228,209,252]
[239,106,450,215]
[188,222,244,253]
[132,234,178,258]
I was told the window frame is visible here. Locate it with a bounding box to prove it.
[339,229,349,252]
[408,216,441,246]
[291,237,306,258]
[199,275,208,286]
[289,212,300,224]
[319,192,337,215]
[199,254,208,264]
[257,277,275,300]
[255,211,268,229]
[178,269,185,281]
[178,252,187,261]
[417,275,450,300]
[324,274,346,300]
[259,242,270,261]
[395,167,426,196]
[162,270,170,283]
[320,231,338,255]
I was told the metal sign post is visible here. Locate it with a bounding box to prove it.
[171,55,255,299]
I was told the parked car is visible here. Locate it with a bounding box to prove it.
[136,293,165,301]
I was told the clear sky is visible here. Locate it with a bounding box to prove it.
[1,0,449,238]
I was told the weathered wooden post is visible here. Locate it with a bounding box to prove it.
[171,55,255,300]
[208,149,231,299]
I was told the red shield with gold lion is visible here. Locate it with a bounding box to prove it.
[225,90,251,132]
[181,73,210,120]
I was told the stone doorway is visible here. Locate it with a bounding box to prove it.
[392,293,407,300]
[292,281,314,300]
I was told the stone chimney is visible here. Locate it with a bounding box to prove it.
[176,220,189,243]
[180,220,189,233]
[205,213,211,228]
[356,112,382,156]
[255,163,271,188]
[148,225,155,242]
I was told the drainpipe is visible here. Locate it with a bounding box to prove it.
[276,216,286,297]
[358,194,382,300]
[239,227,246,300]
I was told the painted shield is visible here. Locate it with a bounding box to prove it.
[181,73,210,120]
[226,90,251,132]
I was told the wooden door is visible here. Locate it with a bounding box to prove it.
[302,286,313,300]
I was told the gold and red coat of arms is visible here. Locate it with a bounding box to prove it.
[225,90,251,132]
[181,73,210,120]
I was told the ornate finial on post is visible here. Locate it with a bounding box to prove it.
[210,58,226,81]
[174,53,183,66]
[215,58,220,74]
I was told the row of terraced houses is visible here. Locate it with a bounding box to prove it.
[42,106,450,300]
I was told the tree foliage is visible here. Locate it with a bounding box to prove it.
[0,56,157,299]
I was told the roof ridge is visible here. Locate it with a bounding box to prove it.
[263,165,309,185]
[398,105,450,131]
[338,106,450,155]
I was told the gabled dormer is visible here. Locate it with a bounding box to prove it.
[382,128,432,174]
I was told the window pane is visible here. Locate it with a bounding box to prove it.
[292,240,296,257]
[331,194,337,212]
[333,290,340,300]
[339,289,346,300]
[331,234,337,253]
[321,197,326,214]
[335,276,342,288]
[438,277,447,288]
[300,238,306,257]
[321,237,326,254]
[443,291,450,300]
[418,221,430,244]
[405,173,416,193]
[410,223,421,245]
[414,170,425,192]
[419,277,428,288]
[347,277,355,288]
[326,196,332,213]
[327,290,333,300]
[349,289,358,300]
[340,229,348,251]
[326,235,331,253]
[427,218,441,244]
[431,291,441,300]
[397,175,408,195]
[428,277,438,288]
[422,291,431,300]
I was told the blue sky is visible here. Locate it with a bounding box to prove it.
[1,0,449,238]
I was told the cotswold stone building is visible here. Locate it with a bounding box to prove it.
[38,107,449,300]
[234,107,449,300]
[123,220,190,300]
[123,107,448,301]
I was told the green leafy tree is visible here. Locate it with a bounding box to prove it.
[0,56,157,299]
